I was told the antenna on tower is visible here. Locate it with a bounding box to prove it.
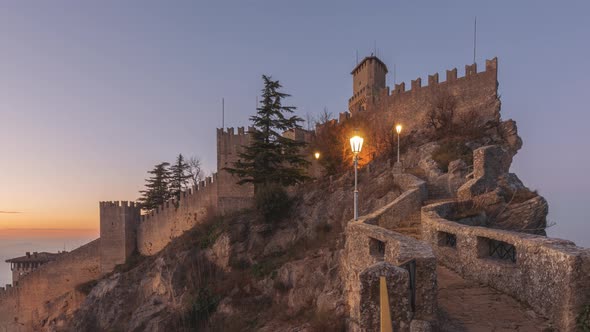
[222,97,225,129]
[256,96,258,110]
[473,16,477,64]
[374,40,377,57]
[356,50,359,64]
[394,64,397,85]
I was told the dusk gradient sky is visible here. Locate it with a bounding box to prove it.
[0,1,588,249]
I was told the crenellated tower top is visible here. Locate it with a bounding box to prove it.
[349,55,388,114]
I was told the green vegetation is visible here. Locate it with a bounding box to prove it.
[137,153,201,213]
[431,140,473,172]
[182,287,220,329]
[137,162,172,212]
[75,279,99,295]
[225,75,309,221]
[197,215,226,249]
[255,183,292,222]
[169,154,192,205]
[577,304,590,332]
[225,75,309,187]
[113,251,147,274]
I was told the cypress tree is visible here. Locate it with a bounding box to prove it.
[226,75,309,188]
[138,162,171,212]
[169,154,192,204]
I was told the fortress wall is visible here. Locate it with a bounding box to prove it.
[0,239,101,330]
[422,202,590,331]
[137,175,219,256]
[100,201,140,273]
[349,58,499,133]
[216,127,255,210]
[0,285,18,329]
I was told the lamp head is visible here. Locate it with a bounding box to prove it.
[350,135,364,155]
[314,152,320,160]
[395,124,402,134]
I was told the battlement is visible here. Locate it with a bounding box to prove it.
[99,201,140,209]
[140,173,218,223]
[349,57,498,105]
[0,284,17,299]
[392,58,495,94]
[216,126,255,137]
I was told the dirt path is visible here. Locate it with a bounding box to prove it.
[436,265,554,332]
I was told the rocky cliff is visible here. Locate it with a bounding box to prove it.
[42,116,550,332]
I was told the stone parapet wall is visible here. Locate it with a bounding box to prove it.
[365,58,499,138]
[343,172,436,331]
[366,173,426,230]
[344,222,437,328]
[0,239,101,330]
[137,174,220,256]
[422,201,590,331]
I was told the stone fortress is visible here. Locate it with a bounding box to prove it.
[1,54,589,332]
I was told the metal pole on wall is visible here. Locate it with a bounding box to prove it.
[397,132,400,163]
[354,154,359,221]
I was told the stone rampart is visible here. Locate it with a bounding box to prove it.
[348,58,499,136]
[369,173,427,230]
[100,201,140,273]
[0,239,101,330]
[137,174,220,256]
[422,201,590,331]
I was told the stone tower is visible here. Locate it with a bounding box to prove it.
[216,127,255,213]
[348,55,388,114]
[99,201,140,274]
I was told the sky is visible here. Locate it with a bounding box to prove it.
[0,1,589,284]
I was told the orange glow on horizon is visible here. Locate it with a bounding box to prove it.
[0,227,99,239]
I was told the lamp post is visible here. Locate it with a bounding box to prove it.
[395,124,402,163]
[350,134,364,220]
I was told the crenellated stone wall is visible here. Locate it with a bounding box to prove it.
[345,57,500,139]
[100,201,140,273]
[422,201,590,331]
[0,239,101,330]
[136,174,220,255]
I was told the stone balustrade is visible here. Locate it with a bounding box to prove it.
[422,201,590,331]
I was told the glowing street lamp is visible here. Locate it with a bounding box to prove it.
[395,124,402,163]
[350,133,364,220]
[314,152,320,160]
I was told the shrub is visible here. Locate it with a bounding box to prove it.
[113,250,146,274]
[255,183,291,222]
[182,287,220,329]
[251,260,277,279]
[578,304,590,332]
[431,140,473,172]
[75,279,98,295]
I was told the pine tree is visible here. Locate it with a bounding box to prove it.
[138,162,171,212]
[226,75,309,188]
[169,154,192,203]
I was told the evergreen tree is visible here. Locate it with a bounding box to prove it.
[138,162,171,212]
[226,75,309,187]
[169,154,192,203]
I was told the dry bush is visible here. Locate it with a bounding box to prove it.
[426,93,456,136]
[431,140,473,172]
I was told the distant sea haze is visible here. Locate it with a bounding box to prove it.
[0,229,97,286]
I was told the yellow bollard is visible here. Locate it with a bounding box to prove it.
[380,276,393,332]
